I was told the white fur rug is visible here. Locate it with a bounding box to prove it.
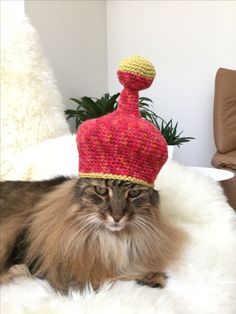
[1,138,236,314]
[4,134,78,181]
[0,12,70,179]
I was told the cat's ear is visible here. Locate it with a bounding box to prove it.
[151,189,160,206]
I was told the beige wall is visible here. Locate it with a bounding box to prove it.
[107,1,236,166]
[25,0,107,131]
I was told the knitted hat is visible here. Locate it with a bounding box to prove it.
[77,56,168,187]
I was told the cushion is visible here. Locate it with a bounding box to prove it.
[213,68,236,154]
[212,149,236,171]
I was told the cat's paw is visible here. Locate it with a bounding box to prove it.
[137,272,168,288]
[0,264,31,285]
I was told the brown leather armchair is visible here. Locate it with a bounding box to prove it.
[212,68,236,210]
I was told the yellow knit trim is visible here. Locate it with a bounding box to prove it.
[79,172,154,188]
[118,56,155,79]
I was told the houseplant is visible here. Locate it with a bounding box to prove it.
[65,93,194,158]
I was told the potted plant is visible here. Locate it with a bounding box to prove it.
[65,93,194,159]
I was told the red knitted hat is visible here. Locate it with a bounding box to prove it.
[77,56,168,187]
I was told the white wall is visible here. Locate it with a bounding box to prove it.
[21,1,236,165]
[1,0,24,17]
[107,1,236,166]
[25,0,107,131]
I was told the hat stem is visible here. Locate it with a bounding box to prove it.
[117,87,141,117]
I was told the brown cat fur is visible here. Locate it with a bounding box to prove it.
[0,177,186,293]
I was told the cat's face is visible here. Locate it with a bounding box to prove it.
[74,178,159,232]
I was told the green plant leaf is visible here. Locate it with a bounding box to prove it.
[139,97,153,103]
[69,98,83,106]
[65,93,195,146]
[64,109,78,115]
[80,97,99,116]
[106,93,120,112]
[94,99,106,115]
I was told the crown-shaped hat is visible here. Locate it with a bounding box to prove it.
[77,56,168,187]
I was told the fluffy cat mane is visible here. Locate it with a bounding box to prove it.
[0,177,186,293]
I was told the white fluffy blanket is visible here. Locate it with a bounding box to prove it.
[1,138,236,314]
[0,12,70,179]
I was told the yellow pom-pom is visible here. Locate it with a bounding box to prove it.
[118,56,156,79]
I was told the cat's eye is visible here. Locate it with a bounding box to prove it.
[128,190,141,198]
[94,186,108,196]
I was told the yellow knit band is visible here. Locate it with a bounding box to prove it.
[79,172,154,188]
[118,56,156,79]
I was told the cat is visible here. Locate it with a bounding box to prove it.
[0,177,186,294]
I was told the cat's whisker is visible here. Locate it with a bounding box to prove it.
[137,216,170,240]
[64,218,103,253]
[134,218,156,234]
[131,220,159,244]
[128,220,151,239]
[137,216,160,231]
[127,221,137,233]
[77,217,102,234]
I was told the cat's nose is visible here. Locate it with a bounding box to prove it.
[112,214,122,223]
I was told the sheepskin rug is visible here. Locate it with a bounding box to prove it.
[1,137,236,314]
[4,134,78,181]
[0,11,70,179]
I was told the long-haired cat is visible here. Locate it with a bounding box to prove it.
[0,177,186,293]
